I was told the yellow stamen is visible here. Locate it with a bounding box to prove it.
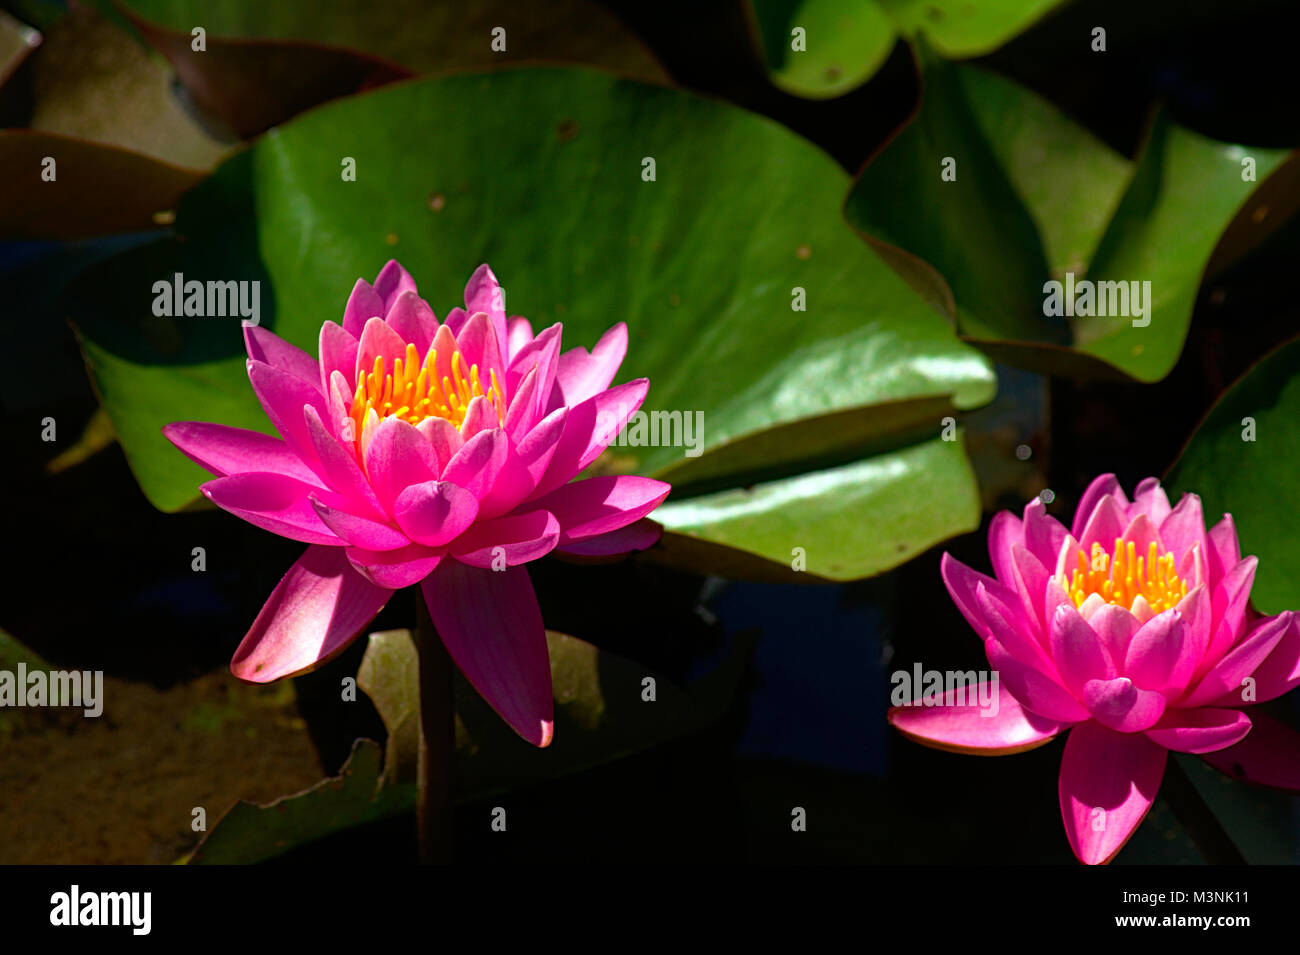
[347,342,505,453]
[1060,537,1187,614]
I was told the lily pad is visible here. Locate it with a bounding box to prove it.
[187,738,411,864]
[362,627,755,799]
[73,67,995,577]
[844,51,1293,381]
[1165,336,1300,615]
[747,0,1068,98]
[0,131,205,238]
[116,0,668,136]
[190,625,753,862]
[653,432,981,580]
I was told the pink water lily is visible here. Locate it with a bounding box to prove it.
[165,261,670,747]
[888,474,1300,864]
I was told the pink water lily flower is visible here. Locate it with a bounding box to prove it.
[165,262,670,747]
[889,474,1300,864]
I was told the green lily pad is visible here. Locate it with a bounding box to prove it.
[654,431,981,580]
[747,0,1068,98]
[845,51,1293,381]
[1165,336,1300,615]
[72,67,994,576]
[748,0,895,99]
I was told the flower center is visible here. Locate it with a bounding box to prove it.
[349,342,505,440]
[1061,538,1187,614]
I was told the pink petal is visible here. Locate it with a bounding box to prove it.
[1120,512,1162,559]
[459,395,499,441]
[303,407,386,521]
[310,498,410,551]
[384,290,438,358]
[1050,602,1115,694]
[1129,477,1172,526]
[462,263,508,359]
[476,406,569,520]
[363,416,439,515]
[1201,710,1300,792]
[231,545,392,682]
[1160,493,1208,579]
[1236,612,1300,703]
[555,517,663,557]
[506,316,535,357]
[454,312,507,408]
[940,552,1012,641]
[244,326,319,385]
[1088,603,1142,669]
[427,324,459,387]
[1182,611,1294,708]
[345,543,441,589]
[1124,608,1196,697]
[319,321,359,394]
[442,306,469,338]
[421,561,553,747]
[343,279,384,338]
[984,637,1088,723]
[373,259,417,310]
[554,322,628,409]
[506,322,563,414]
[987,511,1023,587]
[1071,473,1128,539]
[975,581,1052,670]
[1021,497,1067,570]
[504,365,542,440]
[355,316,410,386]
[450,509,561,567]
[527,475,671,544]
[393,480,480,547]
[1145,707,1251,754]
[1206,514,1241,584]
[1058,720,1166,864]
[1011,543,1051,633]
[887,677,1063,754]
[415,416,464,473]
[1175,584,1212,665]
[1082,677,1167,732]
[529,379,649,499]
[202,472,342,545]
[162,421,319,484]
[246,359,331,475]
[442,428,508,500]
[1201,556,1258,672]
[1078,494,1127,556]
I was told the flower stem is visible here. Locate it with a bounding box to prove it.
[1162,757,1245,865]
[415,591,453,864]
